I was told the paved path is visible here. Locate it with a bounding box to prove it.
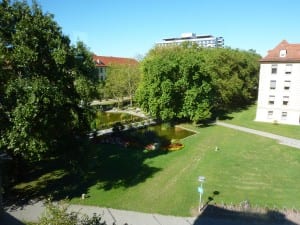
[3,200,300,225]
[3,201,196,225]
[216,121,300,149]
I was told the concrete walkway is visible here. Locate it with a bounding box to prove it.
[3,200,300,225]
[3,201,196,225]
[216,121,300,149]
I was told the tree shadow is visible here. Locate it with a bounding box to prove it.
[194,204,298,225]
[4,129,171,208]
[213,104,255,121]
[1,212,25,225]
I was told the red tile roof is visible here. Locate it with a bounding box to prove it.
[93,55,139,67]
[260,40,300,63]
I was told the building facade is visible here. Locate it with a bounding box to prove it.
[255,40,300,125]
[92,55,139,80]
[156,33,224,48]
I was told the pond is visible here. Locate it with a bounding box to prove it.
[145,123,194,140]
[94,112,195,141]
[93,111,143,129]
[97,112,138,124]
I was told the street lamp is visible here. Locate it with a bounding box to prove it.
[198,176,205,212]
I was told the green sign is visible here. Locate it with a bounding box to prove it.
[198,186,203,194]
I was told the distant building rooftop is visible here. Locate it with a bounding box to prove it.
[93,55,139,67]
[156,32,224,48]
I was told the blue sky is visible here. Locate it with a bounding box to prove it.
[37,0,300,58]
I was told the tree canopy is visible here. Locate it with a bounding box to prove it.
[0,0,98,161]
[136,43,260,123]
[103,63,141,107]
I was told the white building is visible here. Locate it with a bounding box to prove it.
[156,33,224,48]
[255,40,300,125]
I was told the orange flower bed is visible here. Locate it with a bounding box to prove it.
[166,142,184,151]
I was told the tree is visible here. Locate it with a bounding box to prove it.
[203,47,260,112]
[104,63,140,107]
[136,44,214,122]
[72,41,99,106]
[0,0,97,163]
[136,43,260,123]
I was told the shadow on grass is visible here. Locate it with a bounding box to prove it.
[5,130,170,208]
[214,104,255,121]
[195,204,298,225]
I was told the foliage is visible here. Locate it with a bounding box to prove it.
[136,43,260,123]
[0,0,98,162]
[38,200,107,225]
[104,63,140,107]
[72,41,99,106]
[205,47,260,112]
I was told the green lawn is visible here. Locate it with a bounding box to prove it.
[67,124,300,216]
[220,104,300,139]
[12,106,300,217]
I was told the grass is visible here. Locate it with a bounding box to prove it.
[68,126,300,217]
[219,104,300,139]
[10,106,300,217]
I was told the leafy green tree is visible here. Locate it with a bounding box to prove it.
[104,63,140,107]
[0,0,98,163]
[136,44,214,122]
[136,43,260,123]
[203,47,260,112]
[72,41,99,106]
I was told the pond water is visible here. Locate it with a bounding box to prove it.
[94,112,194,140]
[145,123,194,140]
[96,112,141,125]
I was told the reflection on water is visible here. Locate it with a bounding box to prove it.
[95,112,195,140]
[96,112,138,124]
[145,123,194,140]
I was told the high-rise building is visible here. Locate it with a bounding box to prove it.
[255,40,300,125]
[156,33,224,48]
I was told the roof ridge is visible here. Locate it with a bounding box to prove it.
[261,40,300,62]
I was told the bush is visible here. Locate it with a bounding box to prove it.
[37,200,107,225]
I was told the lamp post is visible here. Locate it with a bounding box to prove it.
[198,176,205,212]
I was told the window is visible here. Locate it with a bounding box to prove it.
[283,96,289,105]
[280,49,287,57]
[271,64,277,74]
[284,80,291,90]
[285,64,292,74]
[270,80,276,89]
[281,112,287,120]
[268,95,275,105]
[267,111,273,119]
